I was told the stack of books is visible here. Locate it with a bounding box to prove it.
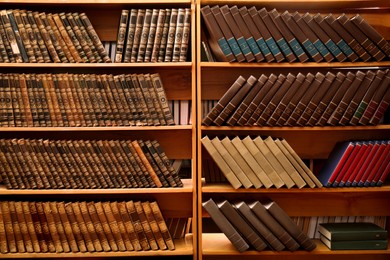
[0,200,174,254]
[318,222,388,250]
[0,73,175,127]
[0,9,110,63]
[317,140,390,187]
[114,8,191,63]
[202,70,390,126]
[0,138,183,189]
[202,198,317,252]
[201,5,390,63]
[201,135,322,189]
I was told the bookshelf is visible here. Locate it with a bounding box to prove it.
[197,1,390,260]
[0,0,197,259]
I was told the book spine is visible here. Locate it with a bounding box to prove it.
[164,8,178,62]
[158,9,171,62]
[0,10,23,62]
[144,9,159,62]
[137,9,152,62]
[13,10,36,62]
[115,10,129,63]
[126,200,151,250]
[172,8,185,62]
[123,9,138,62]
[179,8,191,62]
[47,13,73,62]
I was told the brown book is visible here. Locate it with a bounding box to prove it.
[86,202,112,252]
[13,201,33,252]
[220,5,255,62]
[79,201,103,252]
[25,11,50,62]
[29,202,51,252]
[56,202,79,252]
[102,201,127,251]
[79,74,100,126]
[264,200,316,251]
[1,201,17,253]
[203,76,246,125]
[69,74,88,126]
[269,9,309,62]
[17,74,34,126]
[123,9,138,62]
[149,201,175,250]
[21,201,40,252]
[337,14,385,61]
[211,5,245,62]
[144,9,159,62]
[226,75,267,126]
[359,70,390,125]
[370,86,390,125]
[215,75,257,126]
[0,14,15,62]
[65,12,96,62]
[10,138,37,189]
[286,72,325,126]
[150,73,175,125]
[13,10,36,62]
[141,201,167,250]
[134,201,158,250]
[42,12,70,62]
[110,202,134,251]
[117,201,142,251]
[327,71,366,125]
[93,202,117,251]
[51,74,70,126]
[200,5,234,62]
[41,202,63,252]
[144,73,166,125]
[179,8,191,62]
[115,9,129,63]
[281,11,323,62]
[6,10,28,62]
[230,5,264,62]
[350,70,386,125]
[158,9,171,62]
[1,10,24,62]
[302,12,346,62]
[126,201,150,250]
[297,72,336,126]
[137,74,159,125]
[137,9,152,62]
[69,202,95,252]
[48,202,71,252]
[10,73,25,127]
[63,202,87,252]
[324,14,370,61]
[150,9,165,62]
[171,8,185,62]
[79,13,110,62]
[339,71,376,125]
[52,13,81,62]
[32,139,59,188]
[40,74,59,126]
[164,8,178,62]
[121,140,150,188]
[100,74,122,126]
[130,9,145,62]
[248,201,300,251]
[129,73,150,125]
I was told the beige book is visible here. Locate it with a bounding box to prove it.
[201,136,242,189]
[231,136,273,188]
[253,136,295,188]
[264,136,305,188]
[220,136,261,188]
[242,136,284,188]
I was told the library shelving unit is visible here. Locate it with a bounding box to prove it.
[0,0,197,259]
[196,0,390,260]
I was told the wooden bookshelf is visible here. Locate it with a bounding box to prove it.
[196,0,390,259]
[0,0,197,259]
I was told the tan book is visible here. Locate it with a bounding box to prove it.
[86,202,111,252]
[68,202,94,252]
[201,136,242,189]
[242,136,284,188]
[126,201,150,250]
[8,201,27,253]
[211,136,252,189]
[32,12,60,62]
[25,11,50,62]
[141,201,167,250]
[134,201,158,250]
[29,202,50,252]
[264,136,306,188]
[78,201,103,252]
[232,136,274,188]
[41,202,64,252]
[49,202,71,252]
[115,10,129,63]
[150,201,175,250]
[42,12,70,62]
[56,202,79,252]
[117,201,142,251]
[122,140,151,187]
[91,202,117,251]
[110,202,134,251]
[21,201,40,252]
[102,202,127,251]
[1,201,17,253]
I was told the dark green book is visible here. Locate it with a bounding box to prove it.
[320,235,387,250]
[318,222,388,241]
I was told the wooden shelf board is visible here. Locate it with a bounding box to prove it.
[0,125,193,132]
[202,233,390,255]
[201,125,390,132]
[0,0,193,5]
[0,179,193,195]
[201,61,390,68]
[0,62,193,68]
[0,235,193,258]
[202,183,390,194]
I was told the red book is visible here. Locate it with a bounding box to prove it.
[351,141,380,186]
[339,142,367,187]
[358,141,387,186]
[377,161,390,186]
[345,143,373,186]
[333,142,361,187]
[365,141,390,186]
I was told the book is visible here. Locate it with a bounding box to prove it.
[137,9,152,62]
[133,201,158,250]
[164,8,178,62]
[157,9,171,62]
[320,235,387,250]
[218,200,267,251]
[144,9,159,62]
[123,9,138,62]
[171,8,184,62]
[202,198,250,252]
[264,200,316,251]
[115,10,129,63]
[141,201,167,250]
[149,201,175,250]
[179,8,191,62]
[319,222,388,242]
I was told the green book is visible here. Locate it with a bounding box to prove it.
[320,235,388,250]
[318,223,388,241]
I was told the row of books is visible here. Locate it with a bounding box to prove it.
[0,138,183,189]
[115,8,191,63]
[202,70,390,126]
[203,198,316,252]
[0,9,110,63]
[0,73,175,127]
[201,5,390,63]
[317,140,390,187]
[318,222,388,250]
[0,200,174,254]
[201,135,322,189]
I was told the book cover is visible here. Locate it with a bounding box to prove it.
[320,235,387,250]
[319,222,388,241]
